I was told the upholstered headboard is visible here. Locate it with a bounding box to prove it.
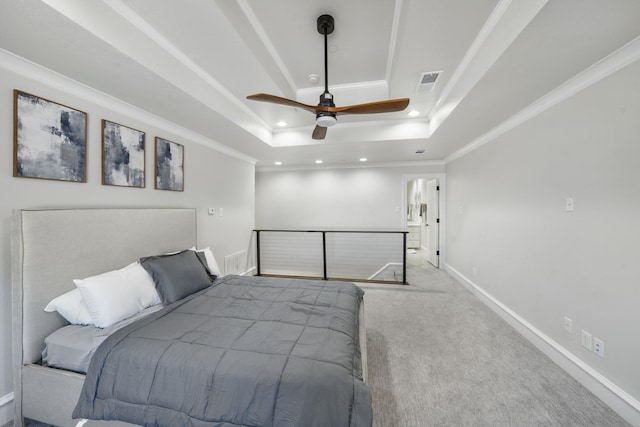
[11,208,197,368]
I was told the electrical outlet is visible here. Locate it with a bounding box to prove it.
[594,338,605,358]
[581,330,592,351]
[564,316,572,333]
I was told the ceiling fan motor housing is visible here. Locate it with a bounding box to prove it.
[317,91,337,127]
[319,91,334,106]
[316,112,337,127]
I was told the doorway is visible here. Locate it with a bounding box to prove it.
[404,175,442,268]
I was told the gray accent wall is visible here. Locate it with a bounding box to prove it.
[0,61,256,422]
[445,58,640,417]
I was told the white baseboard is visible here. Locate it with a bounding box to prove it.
[444,264,640,427]
[0,392,14,427]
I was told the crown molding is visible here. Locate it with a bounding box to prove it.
[385,0,404,83]
[104,0,268,130]
[426,0,548,137]
[236,0,298,95]
[445,34,640,164]
[0,48,256,164]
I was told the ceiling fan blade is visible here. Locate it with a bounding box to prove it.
[312,125,327,140]
[331,98,410,115]
[246,93,319,114]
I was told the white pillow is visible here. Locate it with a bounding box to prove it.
[191,246,221,277]
[44,288,94,325]
[74,262,161,328]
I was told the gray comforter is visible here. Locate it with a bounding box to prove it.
[73,275,372,427]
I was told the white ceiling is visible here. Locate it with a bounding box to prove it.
[1,0,640,169]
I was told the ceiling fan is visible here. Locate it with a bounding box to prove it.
[246,14,410,140]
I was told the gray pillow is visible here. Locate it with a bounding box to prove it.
[194,251,217,279]
[140,250,212,305]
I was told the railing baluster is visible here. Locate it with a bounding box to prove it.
[256,230,261,276]
[322,231,327,280]
[402,232,407,285]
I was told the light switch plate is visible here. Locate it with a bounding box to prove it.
[581,330,592,351]
[566,198,575,212]
[564,316,572,333]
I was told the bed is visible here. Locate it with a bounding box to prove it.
[11,208,370,427]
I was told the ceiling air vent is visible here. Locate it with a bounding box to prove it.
[415,71,441,92]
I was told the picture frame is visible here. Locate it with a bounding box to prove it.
[154,137,184,191]
[102,119,146,188]
[13,90,87,182]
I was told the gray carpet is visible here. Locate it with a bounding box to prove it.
[360,262,629,427]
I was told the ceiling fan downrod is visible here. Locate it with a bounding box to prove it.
[316,14,337,128]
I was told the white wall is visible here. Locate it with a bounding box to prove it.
[445,58,640,421]
[0,55,255,424]
[256,165,444,230]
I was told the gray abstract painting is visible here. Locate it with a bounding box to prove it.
[14,91,87,182]
[155,137,184,191]
[103,120,145,187]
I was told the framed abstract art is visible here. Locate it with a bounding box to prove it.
[155,137,184,191]
[102,120,145,188]
[13,90,87,182]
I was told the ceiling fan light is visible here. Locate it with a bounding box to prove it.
[316,114,337,128]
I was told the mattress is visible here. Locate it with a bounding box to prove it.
[42,305,163,373]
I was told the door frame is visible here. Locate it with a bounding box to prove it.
[402,173,446,268]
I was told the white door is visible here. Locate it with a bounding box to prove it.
[426,179,439,267]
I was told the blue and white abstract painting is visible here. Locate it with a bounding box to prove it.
[103,120,145,187]
[155,137,184,191]
[14,91,87,182]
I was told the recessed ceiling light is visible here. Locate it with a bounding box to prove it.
[276,121,287,127]
[360,158,367,162]
[274,161,282,165]
[408,110,420,117]
[315,160,323,164]
[307,74,319,84]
